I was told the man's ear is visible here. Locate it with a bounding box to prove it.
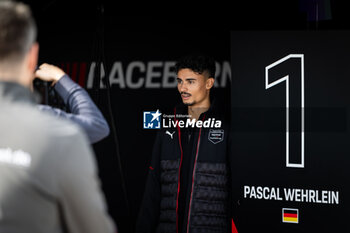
[206,77,215,90]
[27,42,39,73]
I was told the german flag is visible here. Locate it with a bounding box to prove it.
[282,208,298,223]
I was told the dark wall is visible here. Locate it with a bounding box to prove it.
[22,0,350,232]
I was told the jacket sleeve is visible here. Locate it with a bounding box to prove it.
[37,74,110,144]
[57,127,116,233]
[135,131,162,233]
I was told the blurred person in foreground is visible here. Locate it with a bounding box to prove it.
[0,1,116,233]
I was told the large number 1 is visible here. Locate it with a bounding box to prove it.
[265,54,305,168]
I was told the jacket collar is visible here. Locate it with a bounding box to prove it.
[0,81,38,105]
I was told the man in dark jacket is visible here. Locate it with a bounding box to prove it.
[136,54,233,233]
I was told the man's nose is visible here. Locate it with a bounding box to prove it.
[179,83,188,92]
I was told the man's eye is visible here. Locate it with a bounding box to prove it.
[177,80,182,84]
[188,80,194,84]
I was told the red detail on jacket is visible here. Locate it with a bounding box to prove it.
[232,218,238,233]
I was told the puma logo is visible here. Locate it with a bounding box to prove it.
[166,130,175,139]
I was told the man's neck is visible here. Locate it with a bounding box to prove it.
[188,100,210,120]
[0,60,32,88]
[0,69,29,88]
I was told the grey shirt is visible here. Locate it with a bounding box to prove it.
[0,81,116,233]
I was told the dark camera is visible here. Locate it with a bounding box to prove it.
[33,78,48,105]
[33,78,67,111]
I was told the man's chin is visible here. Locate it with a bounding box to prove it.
[183,101,195,106]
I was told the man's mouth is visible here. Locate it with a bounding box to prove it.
[181,92,191,100]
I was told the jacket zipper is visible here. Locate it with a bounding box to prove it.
[186,114,205,233]
[175,109,183,233]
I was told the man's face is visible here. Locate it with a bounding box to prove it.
[177,68,214,107]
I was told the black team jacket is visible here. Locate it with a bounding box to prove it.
[136,99,233,233]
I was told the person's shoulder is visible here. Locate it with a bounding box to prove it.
[43,111,85,140]
[20,103,86,142]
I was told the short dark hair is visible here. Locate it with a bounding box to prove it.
[0,1,37,62]
[174,53,216,79]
